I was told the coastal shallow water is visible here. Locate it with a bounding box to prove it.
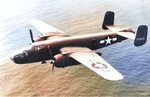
[0,0,150,96]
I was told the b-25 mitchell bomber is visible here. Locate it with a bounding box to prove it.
[10,11,148,80]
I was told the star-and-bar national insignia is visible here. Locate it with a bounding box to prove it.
[100,36,117,45]
[90,60,109,72]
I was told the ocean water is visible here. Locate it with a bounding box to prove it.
[0,0,150,96]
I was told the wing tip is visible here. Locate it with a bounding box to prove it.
[30,19,39,24]
[106,75,124,81]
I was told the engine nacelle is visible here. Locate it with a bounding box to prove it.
[53,52,102,68]
[53,54,79,68]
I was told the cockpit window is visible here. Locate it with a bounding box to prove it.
[23,51,28,57]
[34,46,40,50]
[33,45,45,51]
[16,54,24,58]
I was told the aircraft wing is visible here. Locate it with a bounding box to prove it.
[30,19,64,36]
[60,47,123,80]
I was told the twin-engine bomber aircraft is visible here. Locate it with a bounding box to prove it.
[10,11,148,80]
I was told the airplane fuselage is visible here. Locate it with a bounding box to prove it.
[33,32,126,55]
[11,32,127,64]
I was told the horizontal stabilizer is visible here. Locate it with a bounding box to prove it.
[102,11,114,30]
[134,25,148,46]
[117,32,135,40]
[106,25,133,32]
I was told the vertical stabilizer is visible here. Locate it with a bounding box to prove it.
[102,11,115,30]
[134,25,148,46]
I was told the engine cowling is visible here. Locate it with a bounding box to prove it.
[96,52,102,56]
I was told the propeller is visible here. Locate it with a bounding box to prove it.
[47,46,55,72]
[50,60,55,72]
[29,29,35,43]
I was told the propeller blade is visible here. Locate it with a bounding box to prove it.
[30,29,35,43]
[48,46,55,71]
[52,64,55,72]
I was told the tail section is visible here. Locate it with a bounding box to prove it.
[134,25,148,46]
[102,11,148,46]
[102,11,114,30]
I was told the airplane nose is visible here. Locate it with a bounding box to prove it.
[10,46,33,64]
[10,56,14,61]
[10,53,25,64]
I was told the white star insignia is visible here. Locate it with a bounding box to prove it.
[105,36,111,45]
